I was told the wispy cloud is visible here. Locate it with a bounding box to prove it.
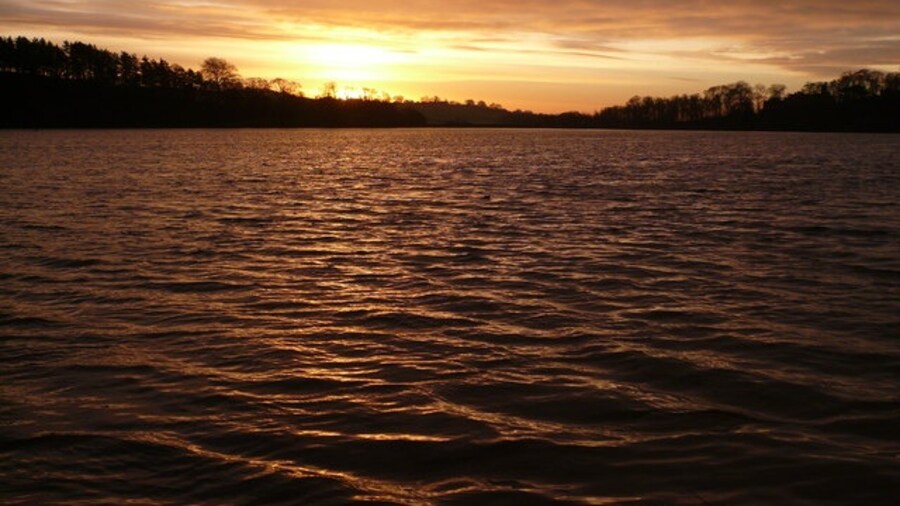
[3,0,898,70]
[2,0,897,110]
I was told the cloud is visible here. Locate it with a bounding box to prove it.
[757,39,900,76]
[1,0,898,77]
[0,1,290,40]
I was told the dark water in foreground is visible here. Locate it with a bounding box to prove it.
[1,129,899,505]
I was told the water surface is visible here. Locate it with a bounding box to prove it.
[1,129,899,504]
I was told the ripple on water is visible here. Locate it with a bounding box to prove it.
[1,129,899,505]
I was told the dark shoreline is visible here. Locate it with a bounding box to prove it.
[3,61,899,132]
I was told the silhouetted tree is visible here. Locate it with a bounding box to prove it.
[767,84,787,101]
[201,57,240,90]
[118,52,140,85]
[319,81,337,98]
[831,69,885,102]
[244,77,271,90]
[270,77,301,95]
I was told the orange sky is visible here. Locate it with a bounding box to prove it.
[2,1,898,112]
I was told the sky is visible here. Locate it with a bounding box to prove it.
[2,0,899,112]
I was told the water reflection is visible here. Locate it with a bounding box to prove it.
[1,129,899,504]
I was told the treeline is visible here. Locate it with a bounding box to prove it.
[0,36,425,127]
[410,72,898,131]
[2,36,205,89]
[597,82,780,128]
[1,35,898,131]
[596,72,900,131]
[0,36,306,93]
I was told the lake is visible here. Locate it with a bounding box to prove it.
[1,129,899,504]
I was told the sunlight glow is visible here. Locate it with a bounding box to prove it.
[3,0,894,112]
[300,43,408,83]
[335,87,366,99]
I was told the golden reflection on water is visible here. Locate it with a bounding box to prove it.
[2,130,899,504]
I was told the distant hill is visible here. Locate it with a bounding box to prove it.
[407,102,511,126]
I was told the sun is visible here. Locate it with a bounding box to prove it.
[335,87,365,100]
[303,43,402,82]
